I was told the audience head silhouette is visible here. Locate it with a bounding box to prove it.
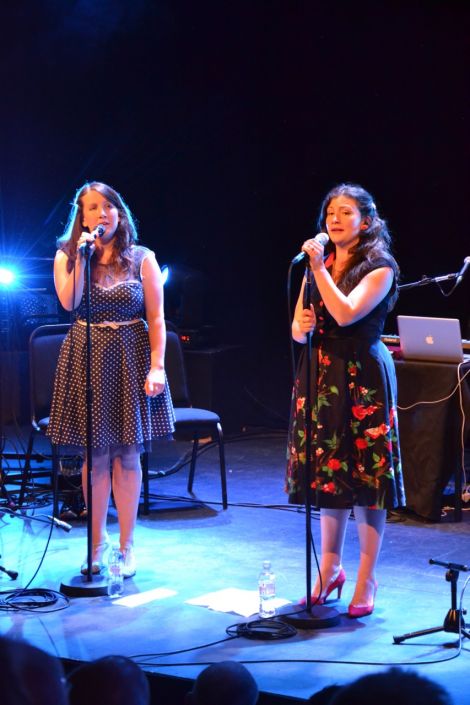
[330,668,453,705]
[68,655,150,705]
[308,685,342,703]
[186,661,259,705]
[0,635,68,705]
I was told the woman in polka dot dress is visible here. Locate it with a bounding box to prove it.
[47,182,175,578]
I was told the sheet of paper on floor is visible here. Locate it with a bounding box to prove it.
[186,587,291,617]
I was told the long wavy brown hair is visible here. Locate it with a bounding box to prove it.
[57,182,139,277]
[317,183,400,309]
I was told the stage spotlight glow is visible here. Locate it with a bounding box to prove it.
[0,267,17,287]
[161,265,170,286]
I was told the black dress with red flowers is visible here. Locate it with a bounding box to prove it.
[285,257,405,509]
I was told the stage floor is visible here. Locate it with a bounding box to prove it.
[1,430,470,704]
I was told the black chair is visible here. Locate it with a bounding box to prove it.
[141,330,228,513]
[20,323,71,516]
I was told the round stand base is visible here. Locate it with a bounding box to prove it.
[60,573,109,597]
[277,604,340,630]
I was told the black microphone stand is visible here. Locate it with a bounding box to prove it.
[398,270,459,292]
[60,243,107,596]
[1,503,75,585]
[0,554,18,581]
[280,263,339,629]
[0,432,16,509]
[0,289,17,510]
[393,559,470,644]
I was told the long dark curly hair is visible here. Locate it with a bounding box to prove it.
[317,183,399,309]
[57,182,138,277]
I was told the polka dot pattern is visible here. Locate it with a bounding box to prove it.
[47,246,175,450]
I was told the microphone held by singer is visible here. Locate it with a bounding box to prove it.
[79,225,106,255]
[92,224,106,239]
[291,232,329,265]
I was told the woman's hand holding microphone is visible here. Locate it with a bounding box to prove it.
[301,232,328,271]
[76,225,105,258]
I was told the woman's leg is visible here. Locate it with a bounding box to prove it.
[313,507,351,597]
[81,450,111,568]
[111,451,142,552]
[351,506,386,605]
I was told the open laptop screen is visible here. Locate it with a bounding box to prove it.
[396,315,464,364]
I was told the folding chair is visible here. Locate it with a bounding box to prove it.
[20,323,71,516]
[141,329,227,513]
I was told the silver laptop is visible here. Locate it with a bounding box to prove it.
[397,315,464,363]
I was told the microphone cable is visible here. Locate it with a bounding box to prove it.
[226,619,297,641]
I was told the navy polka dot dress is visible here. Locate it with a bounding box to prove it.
[47,246,175,452]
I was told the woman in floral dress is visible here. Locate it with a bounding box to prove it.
[286,183,405,617]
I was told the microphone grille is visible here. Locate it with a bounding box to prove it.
[316,232,329,246]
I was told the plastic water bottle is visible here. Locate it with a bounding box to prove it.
[258,560,276,618]
[107,546,124,598]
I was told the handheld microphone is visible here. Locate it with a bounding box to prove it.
[92,224,106,239]
[47,515,72,532]
[79,224,106,255]
[291,232,329,265]
[456,256,470,286]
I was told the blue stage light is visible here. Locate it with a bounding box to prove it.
[0,267,17,288]
[161,265,170,286]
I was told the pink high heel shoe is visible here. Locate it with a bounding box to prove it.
[299,568,346,606]
[348,579,378,618]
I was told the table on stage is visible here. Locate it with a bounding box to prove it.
[395,358,470,522]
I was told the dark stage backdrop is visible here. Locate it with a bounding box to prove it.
[1,1,469,422]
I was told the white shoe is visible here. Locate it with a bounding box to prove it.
[80,541,110,575]
[122,547,136,578]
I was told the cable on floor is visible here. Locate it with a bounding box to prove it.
[226,619,297,640]
[0,588,70,613]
